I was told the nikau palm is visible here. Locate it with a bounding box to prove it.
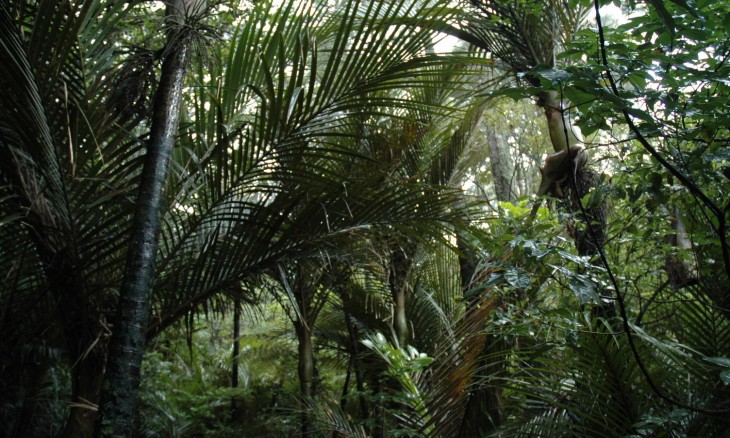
[1,1,141,435]
[1,0,478,434]
[97,1,204,435]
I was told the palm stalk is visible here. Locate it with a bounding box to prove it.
[96,2,200,435]
[231,296,241,421]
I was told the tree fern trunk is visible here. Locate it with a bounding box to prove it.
[566,166,613,317]
[96,2,196,435]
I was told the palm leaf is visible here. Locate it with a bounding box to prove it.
[148,0,482,337]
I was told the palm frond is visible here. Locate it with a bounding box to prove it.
[431,0,592,79]
[148,0,482,337]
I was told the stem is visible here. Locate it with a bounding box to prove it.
[231,297,241,421]
[295,319,314,436]
[96,4,193,435]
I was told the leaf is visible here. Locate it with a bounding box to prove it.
[533,68,571,85]
[667,0,700,18]
[705,357,730,368]
[504,267,531,289]
[567,274,599,304]
[529,247,552,260]
[646,0,676,38]
[464,272,503,299]
[556,250,591,267]
[563,86,596,106]
[490,87,535,101]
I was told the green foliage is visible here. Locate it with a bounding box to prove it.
[137,311,301,437]
[3,0,730,436]
[362,333,434,436]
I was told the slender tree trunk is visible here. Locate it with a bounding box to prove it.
[485,127,512,202]
[388,241,414,346]
[96,2,198,435]
[342,306,369,422]
[664,206,698,289]
[231,298,241,422]
[295,319,314,436]
[338,309,358,413]
[393,290,408,345]
[64,351,107,438]
[339,356,353,410]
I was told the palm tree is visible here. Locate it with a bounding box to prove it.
[1,0,482,434]
[290,65,495,435]
[1,1,144,435]
[97,1,207,435]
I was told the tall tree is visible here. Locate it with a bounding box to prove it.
[97,1,206,435]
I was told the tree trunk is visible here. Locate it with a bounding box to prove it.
[389,240,414,346]
[564,166,613,317]
[342,304,369,423]
[231,298,241,422]
[664,206,698,289]
[457,236,504,436]
[96,2,197,435]
[541,91,583,153]
[393,290,408,345]
[295,319,314,436]
[458,334,504,437]
[567,168,607,256]
[64,350,107,438]
[486,127,512,202]
[33,242,108,437]
[538,90,613,316]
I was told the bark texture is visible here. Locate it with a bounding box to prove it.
[295,319,314,436]
[565,165,613,317]
[96,3,195,434]
[664,206,698,289]
[231,299,241,421]
[486,127,513,202]
[566,168,607,258]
